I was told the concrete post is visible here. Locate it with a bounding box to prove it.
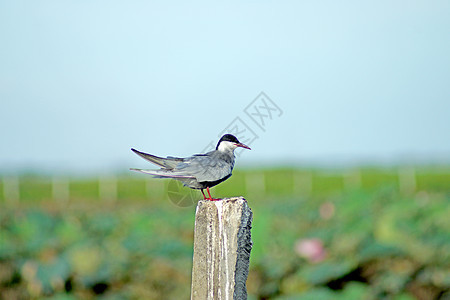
[191,197,253,300]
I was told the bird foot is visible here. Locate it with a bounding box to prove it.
[206,198,221,201]
[202,188,220,201]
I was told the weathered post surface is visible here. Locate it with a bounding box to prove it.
[191,197,253,300]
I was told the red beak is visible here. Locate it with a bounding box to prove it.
[235,143,251,150]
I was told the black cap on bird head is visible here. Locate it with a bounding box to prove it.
[216,134,251,150]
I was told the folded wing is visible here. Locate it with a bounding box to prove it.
[175,154,233,183]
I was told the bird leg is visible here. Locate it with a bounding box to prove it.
[206,187,220,201]
[201,189,207,200]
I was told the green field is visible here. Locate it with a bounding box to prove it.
[1,167,449,299]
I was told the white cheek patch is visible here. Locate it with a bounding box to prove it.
[218,141,237,152]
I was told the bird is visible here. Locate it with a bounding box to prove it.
[130,134,251,201]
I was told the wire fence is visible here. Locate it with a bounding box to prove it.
[1,167,449,204]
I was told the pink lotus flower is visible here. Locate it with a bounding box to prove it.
[294,238,327,263]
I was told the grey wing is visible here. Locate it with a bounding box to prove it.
[131,148,183,169]
[175,155,232,182]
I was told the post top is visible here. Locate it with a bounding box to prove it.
[197,196,246,205]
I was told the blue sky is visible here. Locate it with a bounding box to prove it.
[1,1,449,173]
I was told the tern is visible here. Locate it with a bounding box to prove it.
[130,134,251,201]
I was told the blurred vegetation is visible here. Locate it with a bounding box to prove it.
[0,167,449,299]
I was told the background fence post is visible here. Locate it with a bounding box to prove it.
[99,175,117,202]
[3,176,20,204]
[52,176,70,203]
[398,166,416,194]
[190,197,253,300]
[343,168,362,190]
[293,171,312,196]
